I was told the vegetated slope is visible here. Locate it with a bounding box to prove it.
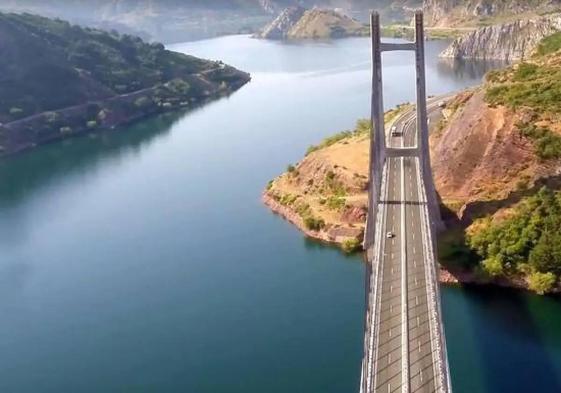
[0,12,250,155]
[256,7,368,39]
[440,13,561,61]
[430,33,561,293]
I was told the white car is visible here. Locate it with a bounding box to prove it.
[386,231,395,239]
[391,126,400,137]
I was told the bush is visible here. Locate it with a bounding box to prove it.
[279,193,298,206]
[527,271,556,295]
[303,216,325,231]
[326,196,346,211]
[517,122,561,160]
[482,256,504,277]
[342,238,362,253]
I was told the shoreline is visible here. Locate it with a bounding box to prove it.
[0,71,250,158]
[263,191,559,293]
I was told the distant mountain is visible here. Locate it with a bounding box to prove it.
[0,1,418,42]
[0,12,250,155]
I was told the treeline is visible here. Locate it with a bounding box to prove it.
[468,187,561,294]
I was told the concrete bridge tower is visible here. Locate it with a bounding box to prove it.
[364,10,443,255]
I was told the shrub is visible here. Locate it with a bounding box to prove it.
[342,238,362,253]
[303,216,325,231]
[279,193,298,206]
[517,122,561,160]
[482,256,504,277]
[527,271,556,295]
[326,196,346,211]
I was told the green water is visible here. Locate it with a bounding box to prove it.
[0,35,560,392]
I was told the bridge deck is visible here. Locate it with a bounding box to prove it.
[361,105,449,393]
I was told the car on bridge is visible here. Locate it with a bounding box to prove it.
[391,126,401,137]
[386,231,395,238]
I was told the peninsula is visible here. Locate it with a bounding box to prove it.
[0,12,250,156]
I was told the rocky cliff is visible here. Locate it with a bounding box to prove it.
[423,0,561,27]
[440,14,561,60]
[256,7,368,39]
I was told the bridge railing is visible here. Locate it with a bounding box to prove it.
[415,158,452,393]
[360,162,389,393]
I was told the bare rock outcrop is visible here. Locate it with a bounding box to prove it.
[440,14,561,61]
[254,6,306,39]
[255,7,368,40]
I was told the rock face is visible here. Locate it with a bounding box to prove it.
[255,6,306,39]
[440,15,561,61]
[255,7,368,39]
[423,0,561,27]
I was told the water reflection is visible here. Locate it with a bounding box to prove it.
[0,110,189,209]
[437,57,509,81]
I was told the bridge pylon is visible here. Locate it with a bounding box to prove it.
[363,11,443,256]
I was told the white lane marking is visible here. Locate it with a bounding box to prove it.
[400,154,410,393]
[418,341,422,353]
[389,328,392,337]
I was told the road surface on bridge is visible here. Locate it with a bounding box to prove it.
[363,98,448,393]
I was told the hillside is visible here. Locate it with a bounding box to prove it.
[0,1,418,42]
[423,0,561,28]
[0,12,250,156]
[263,34,561,293]
[255,7,368,40]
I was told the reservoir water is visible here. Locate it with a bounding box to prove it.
[0,35,560,392]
